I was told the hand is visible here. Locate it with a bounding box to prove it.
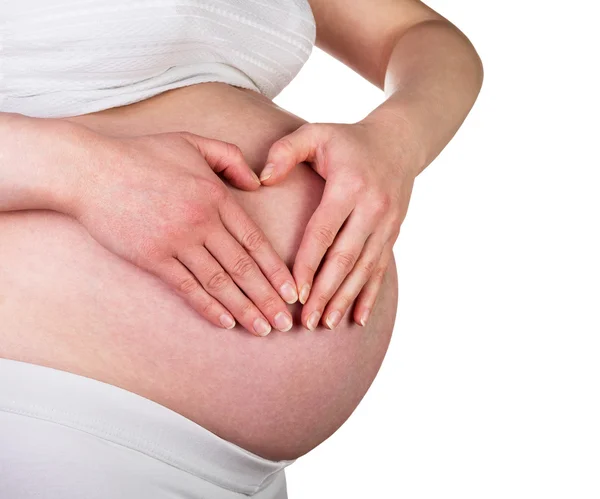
[260,121,418,330]
[71,128,298,336]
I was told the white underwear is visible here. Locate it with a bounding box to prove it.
[0,358,295,498]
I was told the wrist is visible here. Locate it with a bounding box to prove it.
[42,119,101,218]
[359,107,428,178]
[2,114,96,216]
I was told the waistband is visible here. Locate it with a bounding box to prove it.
[0,358,295,495]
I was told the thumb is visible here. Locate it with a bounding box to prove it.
[180,133,260,191]
[260,124,328,186]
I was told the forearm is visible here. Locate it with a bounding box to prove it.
[361,20,484,175]
[0,113,83,214]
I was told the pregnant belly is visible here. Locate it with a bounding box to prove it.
[0,84,398,460]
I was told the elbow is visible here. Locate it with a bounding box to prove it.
[449,20,485,97]
[470,37,485,96]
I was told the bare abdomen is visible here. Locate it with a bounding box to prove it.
[0,84,398,460]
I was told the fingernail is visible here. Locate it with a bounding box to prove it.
[254,317,272,337]
[325,310,342,330]
[299,284,311,305]
[360,309,371,327]
[274,311,293,332]
[251,170,261,185]
[280,281,298,304]
[307,311,321,331]
[260,163,275,182]
[220,314,236,330]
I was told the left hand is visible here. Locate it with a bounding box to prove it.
[259,120,419,330]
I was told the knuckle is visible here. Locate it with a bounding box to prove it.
[180,203,209,229]
[137,239,164,264]
[373,193,392,214]
[305,261,319,275]
[185,174,226,203]
[273,137,295,155]
[312,225,336,249]
[348,175,367,193]
[260,294,280,311]
[205,181,227,203]
[362,257,378,275]
[265,263,286,282]
[334,294,353,313]
[241,227,266,252]
[230,256,256,278]
[373,265,388,282]
[295,259,318,277]
[239,300,256,319]
[199,297,215,316]
[224,141,243,159]
[316,292,332,305]
[386,218,401,236]
[206,271,230,292]
[178,276,200,295]
[332,251,357,273]
[329,183,351,202]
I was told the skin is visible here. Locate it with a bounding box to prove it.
[0,0,482,461]
[0,114,297,336]
[0,83,399,459]
[260,0,484,331]
[0,0,482,336]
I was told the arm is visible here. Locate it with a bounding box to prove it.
[0,113,81,213]
[260,0,483,329]
[0,112,298,335]
[316,1,484,173]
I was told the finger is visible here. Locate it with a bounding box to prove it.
[205,228,294,333]
[260,124,330,185]
[179,132,260,191]
[177,246,273,337]
[153,257,236,330]
[321,232,390,330]
[353,241,395,327]
[301,208,377,330]
[219,196,298,305]
[293,185,354,308]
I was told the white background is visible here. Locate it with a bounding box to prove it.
[276,1,600,497]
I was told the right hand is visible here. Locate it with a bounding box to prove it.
[69,127,298,336]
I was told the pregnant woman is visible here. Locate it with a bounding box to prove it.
[0,1,483,497]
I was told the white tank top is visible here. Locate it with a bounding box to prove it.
[0,0,316,118]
